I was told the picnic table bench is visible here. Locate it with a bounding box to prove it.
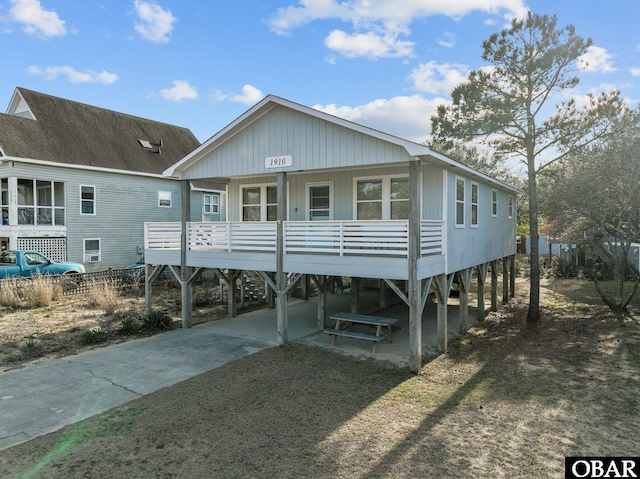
[323,312,398,353]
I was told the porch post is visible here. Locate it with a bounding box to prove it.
[227,269,238,317]
[350,277,360,314]
[145,263,153,313]
[379,280,388,308]
[180,180,192,329]
[502,257,510,303]
[276,171,288,345]
[458,268,473,334]
[476,263,488,321]
[490,260,498,312]
[433,273,453,353]
[317,276,327,329]
[408,159,422,374]
[510,254,516,298]
[310,275,331,330]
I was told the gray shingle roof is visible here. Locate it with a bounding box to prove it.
[0,88,200,175]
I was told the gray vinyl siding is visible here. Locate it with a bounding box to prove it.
[226,164,445,222]
[191,190,226,222]
[180,105,412,180]
[445,171,516,272]
[3,162,182,271]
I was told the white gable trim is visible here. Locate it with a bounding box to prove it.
[164,94,521,195]
[7,89,36,120]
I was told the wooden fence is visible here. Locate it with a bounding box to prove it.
[0,269,174,297]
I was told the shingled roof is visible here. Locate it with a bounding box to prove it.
[0,88,200,175]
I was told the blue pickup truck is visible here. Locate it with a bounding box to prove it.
[0,250,85,278]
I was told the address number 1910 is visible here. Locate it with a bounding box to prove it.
[265,155,292,168]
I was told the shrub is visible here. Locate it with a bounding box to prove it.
[118,315,142,335]
[27,273,58,307]
[22,339,43,358]
[87,278,122,315]
[80,328,108,345]
[552,259,579,278]
[141,309,172,331]
[0,278,24,310]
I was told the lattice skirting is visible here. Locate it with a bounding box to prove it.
[16,237,67,262]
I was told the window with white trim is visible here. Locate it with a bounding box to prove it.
[241,184,277,221]
[158,191,172,208]
[471,182,479,227]
[307,183,332,220]
[508,195,514,219]
[83,238,101,263]
[355,175,409,220]
[491,189,498,217]
[455,177,465,227]
[80,185,95,215]
[203,194,219,215]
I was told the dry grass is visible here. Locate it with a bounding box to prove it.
[0,274,63,310]
[26,273,62,307]
[86,278,122,315]
[0,277,638,478]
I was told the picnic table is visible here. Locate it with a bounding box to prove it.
[323,312,398,353]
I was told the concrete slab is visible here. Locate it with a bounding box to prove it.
[0,286,482,451]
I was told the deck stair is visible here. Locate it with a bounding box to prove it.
[242,271,268,302]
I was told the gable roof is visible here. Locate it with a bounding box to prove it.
[164,94,521,194]
[0,88,200,175]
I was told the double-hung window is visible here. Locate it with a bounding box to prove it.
[307,183,332,220]
[471,182,479,227]
[455,177,465,227]
[203,194,219,215]
[241,184,278,221]
[80,185,95,215]
[508,195,514,219]
[355,175,409,220]
[491,189,498,217]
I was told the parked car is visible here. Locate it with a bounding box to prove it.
[0,250,85,278]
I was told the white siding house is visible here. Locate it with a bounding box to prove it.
[0,88,224,270]
[145,95,520,372]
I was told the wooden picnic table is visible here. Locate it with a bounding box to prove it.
[323,312,398,352]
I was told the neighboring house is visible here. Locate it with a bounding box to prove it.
[0,87,224,271]
[144,95,520,372]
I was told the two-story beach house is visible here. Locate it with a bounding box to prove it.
[144,95,519,372]
[0,88,224,271]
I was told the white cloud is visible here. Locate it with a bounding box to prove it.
[409,61,469,95]
[230,85,264,105]
[630,67,640,77]
[267,0,528,59]
[133,0,176,43]
[9,0,66,39]
[28,65,118,84]
[313,94,449,141]
[437,32,455,48]
[159,80,199,101]
[325,29,414,58]
[578,45,617,73]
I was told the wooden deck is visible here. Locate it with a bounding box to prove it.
[144,220,446,280]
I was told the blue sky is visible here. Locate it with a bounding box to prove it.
[2,0,639,147]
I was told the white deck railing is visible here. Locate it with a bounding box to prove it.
[285,220,409,256]
[189,222,277,252]
[421,220,444,256]
[145,220,444,257]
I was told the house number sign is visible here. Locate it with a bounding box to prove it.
[265,155,292,168]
